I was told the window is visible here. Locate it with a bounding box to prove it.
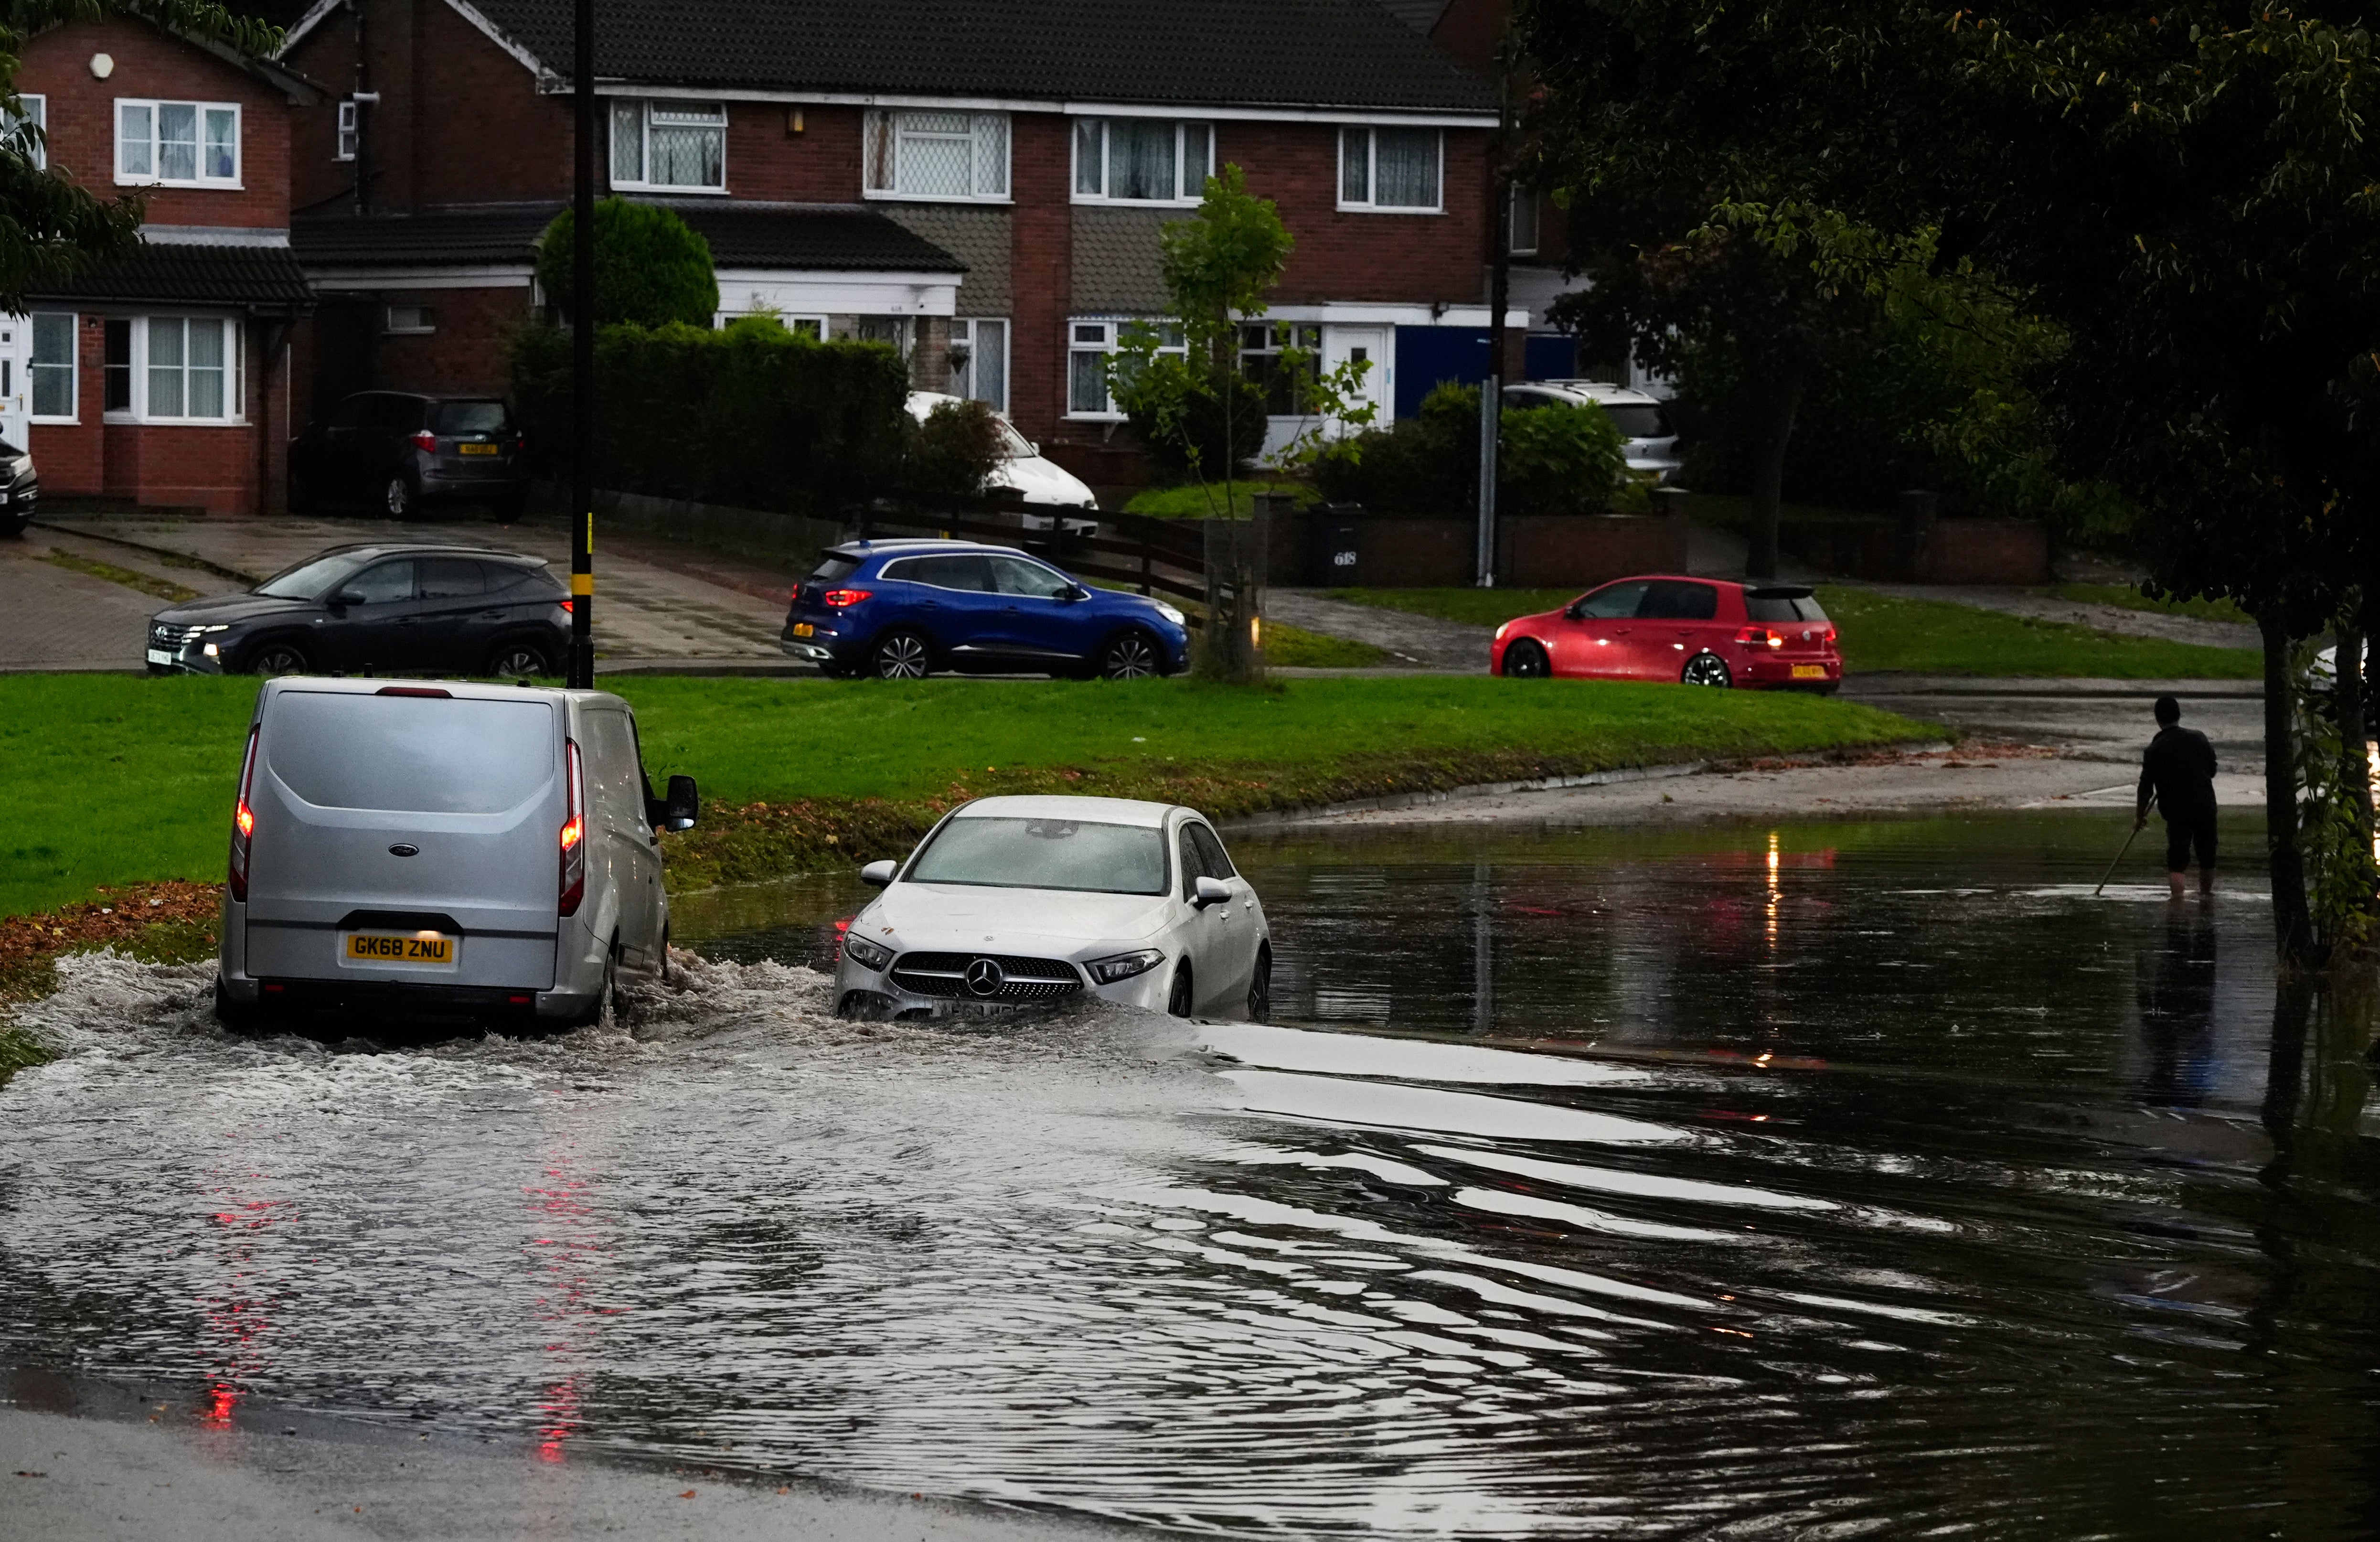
[336,100,358,162]
[384,304,435,335]
[949,318,1008,414]
[117,99,240,187]
[1066,319,1184,418]
[1509,186,1539,256]
[31,312,75,420]
[103,316,242,421]
[1238,323,1321,414]
[1338,126,1441,212]
[989,555,1075,599]
[5,95,45,170]
[863,110,1008,201]
[1073,118,1212,203]
[610,99,726,191]
[103,320,132,412]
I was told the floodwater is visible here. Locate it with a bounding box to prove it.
[4,810,2377,1538]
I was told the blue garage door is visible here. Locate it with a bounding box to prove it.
[1524,333,1577,380]
[1392,326,1492,419]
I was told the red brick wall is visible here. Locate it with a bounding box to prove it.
[20,18,295,231]
[1221,123,1491,306]
[356,285,534,396]
[723,103,864,200]
[1008,112,1075,446]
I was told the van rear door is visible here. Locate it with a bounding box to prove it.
[242,687,563,990]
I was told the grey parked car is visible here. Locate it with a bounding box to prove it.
[289,391,528,518]
[214,677,698,1028]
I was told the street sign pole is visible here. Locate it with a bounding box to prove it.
[1476,41,1514,589]
[567,0,595,688]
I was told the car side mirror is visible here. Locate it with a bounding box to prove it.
[860,859,898,888]
[646,773,699,831]
[1192,875,1232,910]
[1063,585,1091,602]
[1563,603,1585,621]
[330,589,365,610]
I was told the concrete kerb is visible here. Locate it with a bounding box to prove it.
[31,519,262,585]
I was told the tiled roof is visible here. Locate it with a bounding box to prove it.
[1070,207,1170,314]
[291,201,964,274]
[1375,0,1454,33]
[464,0,1492,113]
[27,240,314,309]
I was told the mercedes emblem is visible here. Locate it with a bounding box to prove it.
[963,957,1006,997]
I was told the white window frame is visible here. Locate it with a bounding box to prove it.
[863,109,1010,203]
[106,314,245,425]
[115,98,243,189]
[609,98,729,193]
[383,304,435,335]
[335,99,358,162]
[1336,126,1443,214]
[6,94,46,171]
[1508,185,1540,257]
[1071,118,1214,205]
[949,317,1010,413]
[30,310,75,423]
[1067,318,1185,421]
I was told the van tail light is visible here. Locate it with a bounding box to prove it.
[228,724,260,901]
[411,429,437,453]
[819,588,871,609]
[1735,626,1784,649]
[558,738,587,917]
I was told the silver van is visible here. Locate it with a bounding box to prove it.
[213,678,698,1027]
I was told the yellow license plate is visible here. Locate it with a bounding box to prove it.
[458,442,499,455]
[345,932,453,964]
[791,622,815,637]
[1792,664,1828,679]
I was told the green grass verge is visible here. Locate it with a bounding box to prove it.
[3,672,1930,913]
[1328,586,2264,679]
[2046,582,2254,626]
[39,549,200,602]
[1265,621,1387,668]
[1122,482,1313,519]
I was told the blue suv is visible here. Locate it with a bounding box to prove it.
[779,539,1192,680]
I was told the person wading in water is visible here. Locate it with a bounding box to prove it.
[2136,694,2219,899]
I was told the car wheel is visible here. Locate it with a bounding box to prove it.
[1099,630,1161,681]
[213,974,256,1032]
[1168,963,1195,1018]
[574,940,619,1028]
[873,631,932,679]
[245,640,310,676]
[485,637,555,678]
[1681,652,1733,688]
[1246,945,1271,1023]
[383,476,416,520]
[1,511,29,539]
[1503,639,1551,677]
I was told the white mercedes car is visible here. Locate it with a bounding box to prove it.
[833,795,1270,1021]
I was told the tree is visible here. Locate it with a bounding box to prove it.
[537,198,718,329]
[0,0,280,310]
[1520,0,2380,963]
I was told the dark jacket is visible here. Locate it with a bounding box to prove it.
[2139,725,2218,823]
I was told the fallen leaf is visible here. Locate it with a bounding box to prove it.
[679,1489,696,1499]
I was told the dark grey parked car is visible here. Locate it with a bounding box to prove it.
[0,438,38,537]
[147,543,569,678]
[289,392,527,519]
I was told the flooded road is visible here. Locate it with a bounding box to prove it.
[5,811,2377,1537]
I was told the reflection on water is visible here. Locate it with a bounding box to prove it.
[3,811,2377,1537]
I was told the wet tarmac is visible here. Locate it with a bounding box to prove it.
[4,810,2377,1537]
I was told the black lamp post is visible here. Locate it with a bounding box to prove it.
[567,0,596,688]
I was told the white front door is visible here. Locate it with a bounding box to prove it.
[0,315,31,450]
[1323,325,1392,432]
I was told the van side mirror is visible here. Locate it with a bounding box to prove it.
[1192,875,1232,910]
[860,859,898,888]
[647,773,699,831]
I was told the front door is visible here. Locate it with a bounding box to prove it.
[324,557,419,671]
[1551,578,1651,679]
[1323,326,1391,433]
[986,554,1100,666]
[0,314,31,451]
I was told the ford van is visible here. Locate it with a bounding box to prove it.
[213,678,698,1027]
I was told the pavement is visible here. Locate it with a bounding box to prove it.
[1267,587,1488,670]
[1,1369,1136,1542]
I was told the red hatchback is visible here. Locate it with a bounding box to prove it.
[1490,576,1841,691]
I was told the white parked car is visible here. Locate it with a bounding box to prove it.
[834,794,1270,1021]
[1504,379,1685,483]
[907,391,1098,511]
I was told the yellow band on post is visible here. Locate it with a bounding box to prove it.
[571,573,594,596]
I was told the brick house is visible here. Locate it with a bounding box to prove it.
[10,16,320,512]
[275,0,1519,492]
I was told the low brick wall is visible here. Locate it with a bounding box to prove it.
[531,482,848,573]
[1266,508,1689,587]
[1504,516,1690,588]
[1781,514,2050,584]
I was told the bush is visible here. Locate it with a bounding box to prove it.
[537,199,719,329]
[1124,369,1269,482]
[512,317,910,514]
[903,397,1005,500]
[1313,382,1629,515]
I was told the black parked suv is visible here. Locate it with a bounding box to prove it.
[289,392,527,519]
[145,543,569,677]
[0,437,39,537]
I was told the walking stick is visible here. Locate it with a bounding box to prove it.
[2095,793,2156,895]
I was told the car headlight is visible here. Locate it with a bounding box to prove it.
[842,934,894,972]
[1154,602,1185,626]
[202,642,220,657]
[1494,622,1509,641]
[204,624,230,632]
[1086,948,1164,984]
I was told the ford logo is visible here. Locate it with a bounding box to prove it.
[388,843,420,857]
[963,957,1006,997]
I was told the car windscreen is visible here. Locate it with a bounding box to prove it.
[807,555,862,585]
[1602,404,1674,439]
[905,816,1168,896]
[432,401,510,435]
[1745,591,1829,623]
[266,693,555,814]
[254,551,370,600]
[995,419,1036,459]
